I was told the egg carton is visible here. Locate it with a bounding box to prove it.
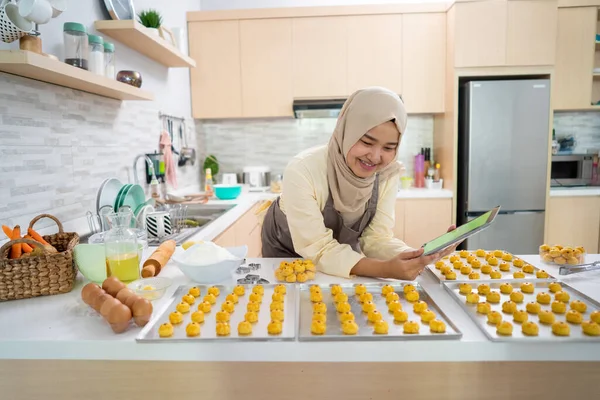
[297,282,462,341]
[444,279,600,342]
[136,284,297,342]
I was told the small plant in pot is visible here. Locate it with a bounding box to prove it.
[138,9,163,36]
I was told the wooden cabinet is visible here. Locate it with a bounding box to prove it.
[347,14,403,95]
[292,17,349,98]
[240,19,293,117]
[393,200,406,240]
[506,0,557,66]
[213,226,237,248]
[189,21,242,118]
[552,7,596,110]
[394,199,452,248]
[402,13,446,113]
[546,196,600,253]
[213,202,263,257]
[454,1,507,67]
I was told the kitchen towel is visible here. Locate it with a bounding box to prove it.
[159,130,178,189]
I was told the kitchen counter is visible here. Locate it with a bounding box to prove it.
[396,188,453,199]
[550,187,600,197]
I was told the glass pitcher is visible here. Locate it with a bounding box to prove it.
[104,210,140,283]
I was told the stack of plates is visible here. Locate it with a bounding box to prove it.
[96,178,152,229]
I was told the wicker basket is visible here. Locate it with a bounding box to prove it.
[0,214,80,302]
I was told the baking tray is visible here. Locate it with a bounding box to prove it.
[298,282,462,341]
[137,284,297,342]
[427,251,553,282]
[444,279,600,342]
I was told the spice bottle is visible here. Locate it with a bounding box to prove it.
[63,22,88,70]
[88,34,104,75]
[103,41,115,78]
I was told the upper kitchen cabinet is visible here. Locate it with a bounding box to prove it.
[552,7,596,110]
[292,17,349,98]
[240,19,293,117]
[189,21,242,118]
[346,14,403,95]
[402,13,446,113]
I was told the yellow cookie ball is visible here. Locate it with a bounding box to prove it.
[536,270,549,279]
[402,284,417,295]
[334,292,349,304]
[487,311,502,325]
[481,265,492,274]
[216,311,230,323]
[182,294,196,305]
[312,311,327,323]
[449,255,460,263]
[245,311,258,323]
[488,256,499,266]
[381,284,394,296]
[459,250,469,258]
[386,292,400,304]
[499,262,511,272]
[247,301,261,313]
[359,292,373,303]
[354,284,367,296]
[274,284,286,295]
[540,244,550,252]
[582,321,600,336]
[221,301,235,313]
[492,250,503,258]
[198,301,212,313]
[460,265,472,275]
[341,320,359,335]
[368,310,383,323]
[176,302,190,314]
[362,301,376,313]
[502,301,517,314]
[520,283,535,294]
[490,270,502,279]
[496,321,513,336]
[186,322,201,337]
[478,284,491,295]
[571,300,587,313]
[405,290,420,302]
[548,282,562,293]
[268,320,283,335]
[555,291,570,303]
[275,270,285,282]
[445,271,457,280]
[477,302,492,315]
[340,311,355,322]
[285,274,297,283]
[429,319,446,333]
[475,249,486,257]
[208,286,220,297]
[305,271,316,280]
[203,294,217,305]
[403,321,420,334]
[158,322,174,338]
[500,283,513,295]
[296,273,309,283]
[440,265,452,275]
[467,255,477,264]
[510,291,524,303]
[551,300,567,314]
[249,293,263,303]
[270,301,284,311]
[336,302,351,313]
[513,258,525,268]
[435,261,446,270]
[294,263,306,274]
[304,260,316,272]
[388,300,402,313]
[513,309,528,323]
[313,302,327,313]
[226,293,239,304]
[469,272,481,280]
[591,311,600,324]
[270,309,285,322]
[394,309,409,323]
[566,310,583,324]
[552,321,570,336]
[421,309,436,323]
[466,292,480,304]
[459,283,472,295]
[471,259,482,269]
[233,285,245,296]
[310,292,323,303]
[537,292,551,305]
[486,291,501,304]
[538,310,556,325]
[191,310,205,324]
[237,321,252,335]
[522,321,539,336]
[502,253,513,262]
[413,301,428,314]
[271,292,285,303]
[280,265,293,277]
[374,320,389,334]
[310,320,326,335]
[522,264,535,274]
[453,261,464,271]
[330,285,343,296]
[188,286,201,298]
[513,271,525,279]
[253,285,265,295]
[169,311,184,324]
[216,322,230,336]
[526,302,541,314]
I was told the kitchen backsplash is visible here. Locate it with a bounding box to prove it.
[554,112,600,153]
[196,115,434,178]
[0,74,201,231]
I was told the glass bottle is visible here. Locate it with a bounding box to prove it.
[63,22,89,70]
[88,34,104,75]
[103,41,116,79]
[205,168,214,197]
[104,210,140,283]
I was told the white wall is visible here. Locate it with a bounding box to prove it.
[200,0,444,10]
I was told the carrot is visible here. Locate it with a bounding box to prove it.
[10,225,22,259]
[2,225,13,240]
[22,242,33,253]
[27,228,49,246]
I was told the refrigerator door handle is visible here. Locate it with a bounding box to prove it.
[466,210,544,217]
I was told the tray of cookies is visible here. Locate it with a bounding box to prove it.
[297,282,462,341]
[444,280,600,342]
[427,249,553,282]
[136,283,297,342]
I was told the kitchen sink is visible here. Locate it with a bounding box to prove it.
[186,204,235,219]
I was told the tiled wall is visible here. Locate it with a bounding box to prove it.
[0,74,201,232]
[554,112,600,153]
[197,115,434,179]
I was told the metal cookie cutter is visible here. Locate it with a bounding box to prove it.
[559,261,600,276]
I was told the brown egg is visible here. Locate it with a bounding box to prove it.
[100,297,120,318]
[81,283,102,305]
[116,288,136,304]
[132,297,153,327]
[106,303,132,333]
[102,277,125,297]
[124,294,140,309]
[91,291,110,313]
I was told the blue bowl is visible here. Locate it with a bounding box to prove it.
[214,184,242,200]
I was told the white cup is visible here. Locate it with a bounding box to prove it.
[145,211,172,238]
[19,0,52,25]
[222,173,238,185]
[49,0,66,18]
[0,1,33,43]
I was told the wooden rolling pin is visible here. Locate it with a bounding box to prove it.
[141,240,176,278]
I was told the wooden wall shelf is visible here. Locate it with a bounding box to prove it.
[95,20,196,68]
[0,50,154,101]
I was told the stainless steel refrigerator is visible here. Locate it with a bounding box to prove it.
[458,79,550,254]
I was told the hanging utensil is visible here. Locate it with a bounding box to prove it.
[179,119,196,167]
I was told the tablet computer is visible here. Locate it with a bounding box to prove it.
[422,206,501,256]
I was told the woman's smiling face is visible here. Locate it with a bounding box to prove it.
[345,121,400,178]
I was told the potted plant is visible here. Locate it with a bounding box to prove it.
[138,9,162,36]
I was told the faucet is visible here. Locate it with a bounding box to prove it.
[133,154,157,185]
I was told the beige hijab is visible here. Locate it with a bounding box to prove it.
[327,87,407,223]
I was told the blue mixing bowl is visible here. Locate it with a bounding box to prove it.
[214,184,242,200]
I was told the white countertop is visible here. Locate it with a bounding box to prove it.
[550,187,600,197]
[0,252,598,363]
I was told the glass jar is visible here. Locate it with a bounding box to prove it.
[88,34,104,75]
[103,41,115,79]
[104,210,140,283]
[63,22,88,70]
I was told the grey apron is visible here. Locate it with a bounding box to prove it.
[261,176,380,257]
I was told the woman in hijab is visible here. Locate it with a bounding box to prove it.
[261,87,457,279]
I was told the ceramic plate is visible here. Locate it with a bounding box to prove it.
[96,178,122,213]
[121,184,146,213]
[114,184,131,210]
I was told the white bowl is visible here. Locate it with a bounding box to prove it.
[172,245,247,284]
